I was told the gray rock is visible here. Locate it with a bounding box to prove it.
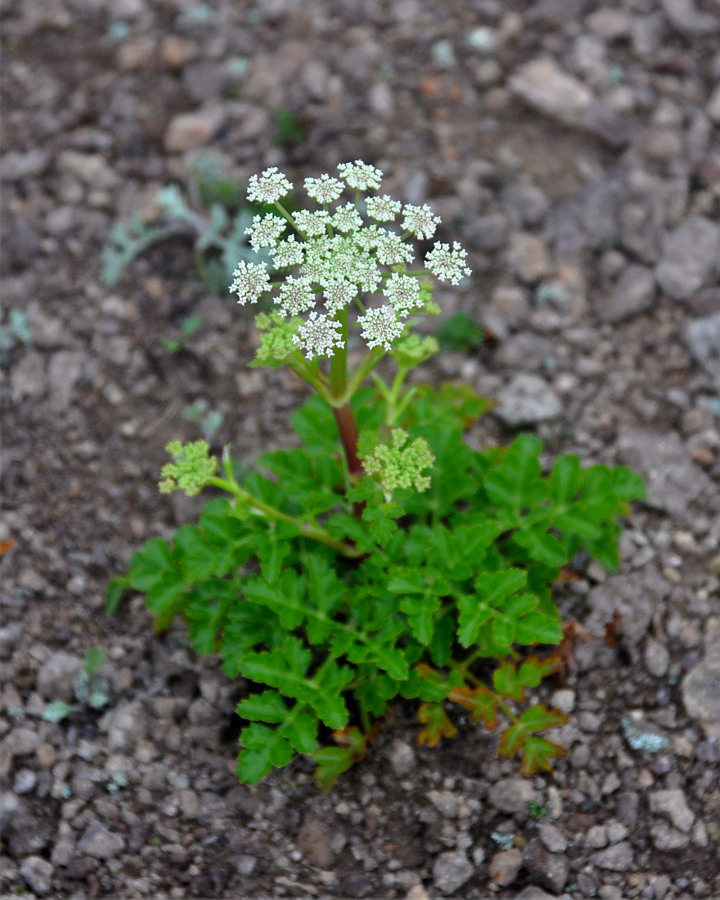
[707,85,720,124]
[616,428,713,520]
[685,314,720,392]
[516,888,558,900]
[490,286,531,328]
[5,814,52,858]
[616,792,640,826]
[644,638,670,677]
[432,850,474,895]
[523,838,569,892]
[661,0,719,36]
[104,701,148,751]
[510,58,594,128]
[649,789,694,832]
[464,213,509,252]
[506,232,550,283]
[495,333,556,372]
[591,841,634,871]
[585,825,608,848]
[36,651,83,701]
[58,151,118,188]
[0,149,49,182]
[10,351,45,403]
[164,112,217,152]
[586,569,668,644]
[19,855,54,896]
[5,728,41,757]
[538,822,568,853]
[488,848,523,886]
[600,265,656,323]
[620,201,663,265]
[655,217,720,301]
[77,820,125,859]
[488,777,535,813]
[47,351,84,414]
[495,374,562,426]
[650,823,690,850]
[502,182,550,227]
[427,790,459,818]
[295,815,340,868]
[682,623,720,736]
[389,739,416,776]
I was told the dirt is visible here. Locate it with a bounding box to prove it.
[2,0,720,898]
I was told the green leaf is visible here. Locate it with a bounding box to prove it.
[484,434,545,515]
[236,690,288,724]
[313,746,359,791]
[549,455,581,504]
[399,593,440,644]
[498,704,568,764]
[457,568,527,647]
[493,659,525,702]
[280,711,318,754]
[243,571,306,631]
[512,528,567,568]
[448,685,498,730]
[105,576,127,615]
[236,724,293,784]
[240,637,312,700]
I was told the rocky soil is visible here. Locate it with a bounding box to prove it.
[2,0,720,897]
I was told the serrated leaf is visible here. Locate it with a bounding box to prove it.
[417,702,457,747]
[236,724,293,784]
[236,690,287,723]
[519,734,567,774]
[105,576,127,615]
[514,610,563,646]
[313,746,358,791]
[240,637,312,700]
[243,571,306,631]
[458,569,527,647]
[516,655,564,689]
[512,528,567,567]
[549,455,581,504]
[280,711,318,754]
[399,593,440,644]
[484,434,546,514]
[492,659,525,702]
[448,685,498,730]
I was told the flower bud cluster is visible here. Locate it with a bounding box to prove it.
[230,161,471,361]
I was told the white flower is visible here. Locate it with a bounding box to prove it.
[293,312,345,360]
[375,231,414,266]
[402,203,441,240]
[365,194,402,222]
[337,160,383,191]
[354,259,383,293]
[276,276,316,316]
[332,203,363,233]
[425,241,471,285]
[271,235,305,269]
[245,214,287,251]
[323,279,358,316]
[229,261,270,305]
[384,272,422,316]
[304,173,344,203]
[247,167,293,204]
[293,209,330,237]
[354,224,381,252]
[358,305,404,351]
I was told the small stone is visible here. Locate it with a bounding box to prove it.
[117,36,155,71]
[586,825,608,848]
[495,333,556,372]
[523,838,569,892]
[655,217,720,301]
[161,35,199,69]
[707,85,720,124]
[296,815,336,868]
[550,689,575,714]
[592,841,633,871]
[0,149,49,182]
[427,790,459,818]
[506,232,550,283]
[58,151,118,188]
[489,848,523,886]
[464,213,509,252]
[5,728,41,757]
[644,638,670,677]
[649,789,695,832]
[489,777,535,814]
[47,351,84,414]
[495,374,562,427]
[600,264,656,323]
[104,701,148,751]
[502,182,550,227]
[538,822,567,853]
[164,113,216,152]
[389,740,416,776]
[661,0,719,36]
[685,314,720,392]
[682,645,720,737]
[650,823,690,850]
[13,769,37,794]
[234,854,257,875]
[36,651,83,701]
[77,820,125,859]
[490,286,530,327]
[432,850,474,895]
[19,855,53,896]
[510,58,593,128]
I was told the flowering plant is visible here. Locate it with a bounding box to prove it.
[108,162,645,787]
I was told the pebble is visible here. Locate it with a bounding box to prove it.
[591,841,634,871]
[650,823,690,850]
[104,701,148,751]
[649,788,695,832]
[644,638,670,677]
[47,351,84,414]
[389,740,416,776]
[5,728,42,757]
[509,58,593,128]
[506,232,550,284]
[495,373,562,426]
[538,822,567,853]
[600,264,656,323]
[682,623,720,737]
[295,814,337,868]
[427,790,459,819]
[36,651,83,701]
[655,217,720,301]
[488,847,523,886]
[488,777,535,814]
[523,838,569,892]
[685,313,720,392]
[164,113,216,152]
[77,820,125,859]
[431,850,474,895]
[19,855,54,896]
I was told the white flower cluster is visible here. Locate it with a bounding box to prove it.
[229,162,471,360]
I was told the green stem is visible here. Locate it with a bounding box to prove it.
[207,475,362,558]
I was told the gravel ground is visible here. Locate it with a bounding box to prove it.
[2,0,720,897]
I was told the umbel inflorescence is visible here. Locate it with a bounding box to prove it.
[229,161,471,361]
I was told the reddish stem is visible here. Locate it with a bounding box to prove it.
[332,403,362,476]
